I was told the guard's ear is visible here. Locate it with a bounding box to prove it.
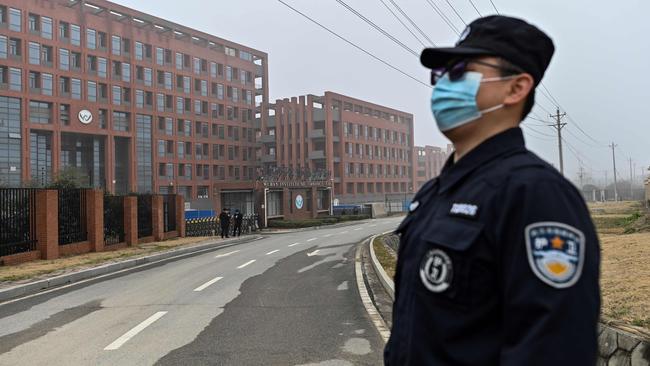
[503,73,534,107]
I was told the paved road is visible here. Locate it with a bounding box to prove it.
[0,217,402,366]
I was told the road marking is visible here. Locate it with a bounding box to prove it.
[353,228,363,231]
[369,224,377,227]
[237,260,256,269]
[266,249,279,255]
[340,231,349,234]
[288,242,301,247]
[307,238,317,242]
[323,234,333,237]
[307,249,320,257]
[104,311,167,350]
[193,276,223,292]
[215,250,240,258]
[337,281,349,291]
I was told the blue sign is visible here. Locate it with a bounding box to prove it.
[295,194,304,209]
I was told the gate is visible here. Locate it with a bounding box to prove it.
[137,195,153,238]
[104,195,125,245]
[58,189,88,245]
[162,194,176,232]
[0,188,37,256]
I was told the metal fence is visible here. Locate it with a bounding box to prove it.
[0,188,37,257]
[137,195,153,238]
[58,189,88,245]
[385,193,414,214]
[103,195,125,245]
[186,214,260,237]
[162,194,176,232]
[332,204,372,216]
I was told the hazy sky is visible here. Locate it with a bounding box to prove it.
[116,0,649,186]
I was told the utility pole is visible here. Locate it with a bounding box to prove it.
[629,157,633,200]
[610,143,618,201]
[577,165,585,189]
[549,108,567,176]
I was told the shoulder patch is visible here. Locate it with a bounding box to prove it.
[525,222,585,289]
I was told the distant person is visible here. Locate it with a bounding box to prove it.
[385,15,600,365]
[219,208,230,238]
[233,209,244,237]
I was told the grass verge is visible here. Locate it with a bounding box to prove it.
[372,234,397,279]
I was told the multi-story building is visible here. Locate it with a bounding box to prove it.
[413,145,448,189]
[0,0,268,212]
[262,92,415,203]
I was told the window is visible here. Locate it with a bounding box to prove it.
[29,42,40,65]
[41,45,52,65]
[113,111,130,132]
[122,62,130,82]
[60,104,70,125]
[122,38,130,55]
[183,76,190,94]
[29,101,52,124]
[193,57,200,74]
[71,78,81,100]
[156,47,163,65]
[71,24,81,46]
[0,36,6,59]
[87,81,97,102]
[42,73,52,96]
[41,17,52,39]
[200,80,207,97]
[210,62,217,78]
[136,90,144,109]
[226,66,232,81]
[86,29,96,49]
[135,41,143,60]
[71,51,81,70]
[98,31,107,49]
[98,57,107,78]
[112,85,121,105]
[9,67,21,91]
[28,14,39,32]
[9,8,21,32]
[59,48,69,70]
[59,21,69,40]
[225,46,236,57]
[98,108,107,128]
[9,38,20,58]
[112,35,121,55]
[59,76,70,95]
[175,52,183,70]
[144,67,152,87]
[136,114,153,193]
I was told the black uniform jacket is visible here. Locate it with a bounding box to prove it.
[385,127,600,366]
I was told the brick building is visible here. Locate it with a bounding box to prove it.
[413,144,448,189]
[0,0,268,213]
[262,92,415,204]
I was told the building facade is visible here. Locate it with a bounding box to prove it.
[262,92,415,203]
[0,0,268,212]
[413,145,448,189]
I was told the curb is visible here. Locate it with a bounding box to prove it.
[369,231,395,300]
[261,219,373,235]
[355,234,391,343]
[0,235,263,303]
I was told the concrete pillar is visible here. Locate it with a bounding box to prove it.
[152,195,164,241]
[175,195,185,237]
[86,189,104,252]
[123,196,138,246]
[35,190,59,260]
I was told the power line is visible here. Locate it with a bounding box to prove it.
[276,0,431,88]
[468,0,482,16]
[388,0,438,45]
[443,0,468,25]
[488,0,500,14]
[334,0,419,57]
[377,0,428,47]
[424,0,461,35]
[549,108,567,175]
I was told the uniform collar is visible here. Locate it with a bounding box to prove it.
[438,127,527,194]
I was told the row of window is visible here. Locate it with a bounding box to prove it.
[341,100,413,126]
[344,142,411,162]
[156,118,256,141]
[344,162,410,178]
[157,140,255,161]
[157,163,256,182]
[342,181,409,195]
[343,122,409,146]
[0,6,257,65]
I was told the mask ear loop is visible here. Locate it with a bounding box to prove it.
[481,74,519,83]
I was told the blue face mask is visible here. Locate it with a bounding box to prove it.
[430,71,508,132]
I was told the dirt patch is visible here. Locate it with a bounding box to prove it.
[0,236,214,288]
[373,235,397,279]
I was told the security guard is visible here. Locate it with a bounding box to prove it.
[385,16,600,365]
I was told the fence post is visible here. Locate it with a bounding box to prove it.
[86,189,104,252]
[124,196,138,246]
[152,195,164,241]
[175,195,185,237]
[35,189,59,260]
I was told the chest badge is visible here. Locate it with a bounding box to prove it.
[420,249,453,293]
[525,222,585,289]
[449,203,478,218]
[409,201,420,212]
